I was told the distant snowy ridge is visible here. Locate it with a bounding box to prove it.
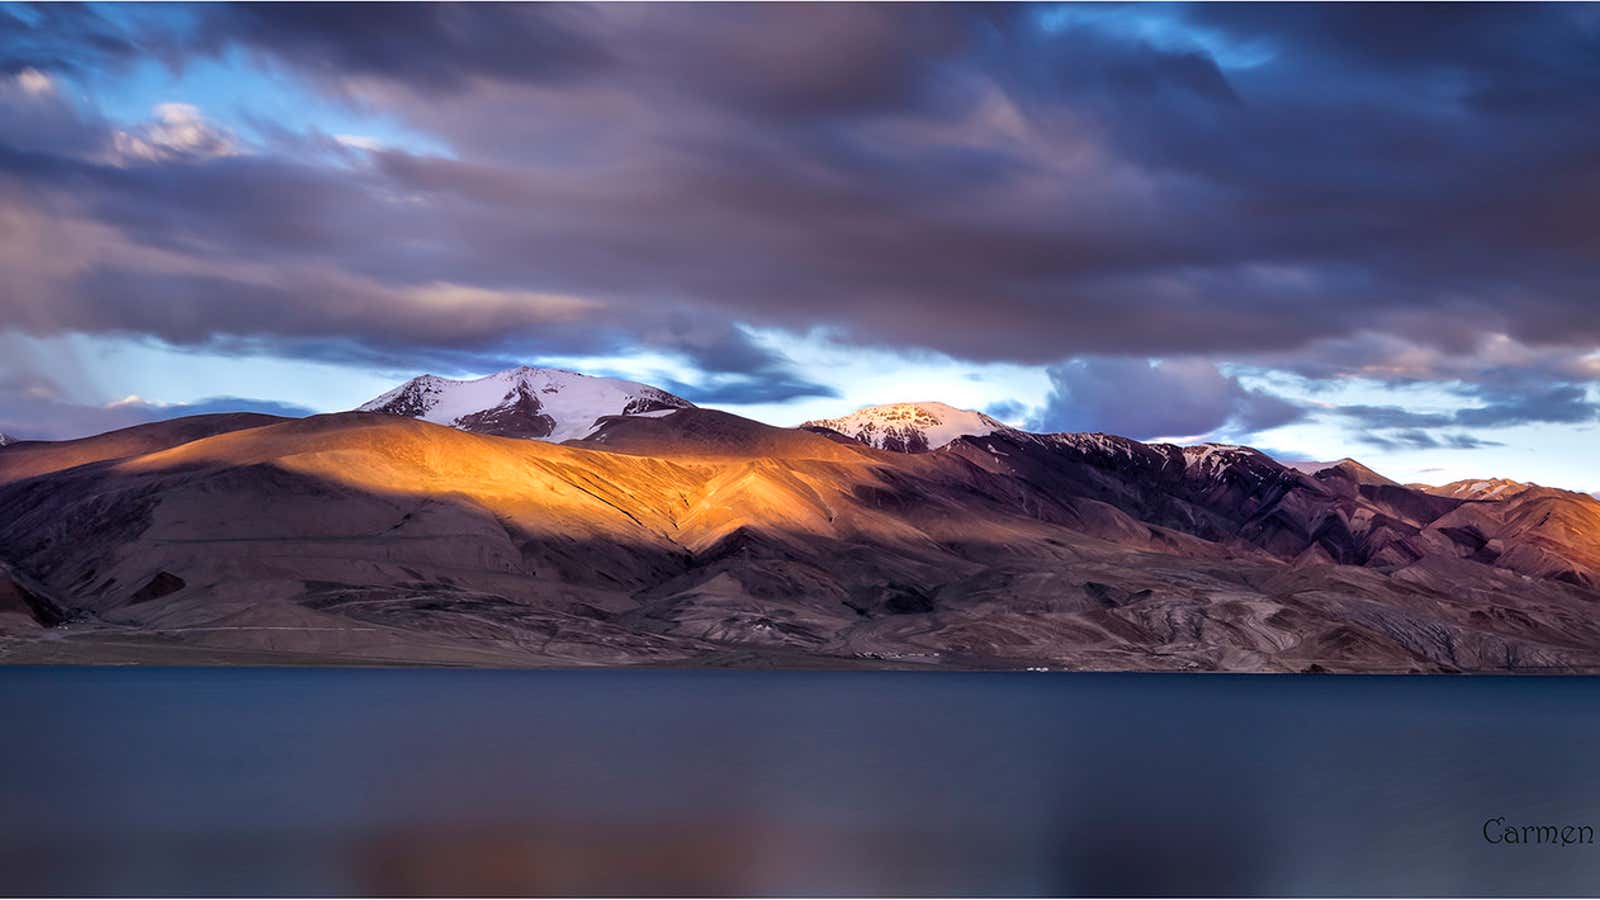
[1419,478,1535,501]
[1015,430,1150,461]
[802,402,1007,452]
[357,366,694,442]
[0,432,14,447]
[803,404,1282,477]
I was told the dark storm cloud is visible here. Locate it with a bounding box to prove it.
[1032,358,1305,441]
[190,3,613,93]
[613,4,1007,121]
[3,3,1600,404]
[202,3,1011,118]
[1179,3,1599,106]
[0,4,144,77]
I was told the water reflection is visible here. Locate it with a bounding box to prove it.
[3,669,1598,895]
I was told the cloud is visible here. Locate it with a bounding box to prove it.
[1451,385,1600,428]
[50,265,604,355]
[190,3,613,94]
[333,134,384,152]
[1331,386,1600,438]
[647,323,837,405]
[1251,332,1600,389]
[658,373,837,407]
[2,4,1599,431]
[984,399,1029,424]
[0,370,314,441]
[15,67,52,95]
[1032,358,1305,441]
[157,396,318,419]
[0,5,161,79]
[112,103,239,164]
[1356,430,1504,452]
[1332,405,1454,430]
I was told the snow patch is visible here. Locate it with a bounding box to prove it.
[1179,443,1272,478]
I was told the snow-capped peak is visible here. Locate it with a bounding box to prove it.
[357,366,694,442]
[0,432,15,447]
[802,401,1006,452]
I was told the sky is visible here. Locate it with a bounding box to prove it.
[1,2,1597,491]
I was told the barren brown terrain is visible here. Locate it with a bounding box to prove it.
[3,409,1599,672]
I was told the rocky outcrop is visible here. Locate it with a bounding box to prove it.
[452,384,558,438]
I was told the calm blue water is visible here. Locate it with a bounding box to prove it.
[2,668,1598,896]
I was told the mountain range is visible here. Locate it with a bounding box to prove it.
[2,366,1598,672]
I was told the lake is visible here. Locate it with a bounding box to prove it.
[3,667,1598,896]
